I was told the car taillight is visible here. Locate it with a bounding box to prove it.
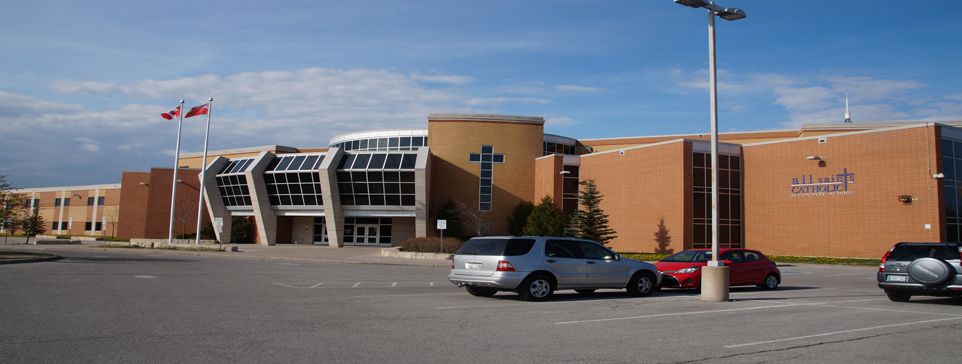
[496,260,515,272]
[879,246,895,272]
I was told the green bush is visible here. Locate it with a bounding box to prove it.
[397,236,465,254]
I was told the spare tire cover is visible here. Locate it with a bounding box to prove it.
[907,258,953,285]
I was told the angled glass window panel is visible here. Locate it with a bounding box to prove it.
[338,183,353,193]
[359,139,368,149]
[289,184,302,194]
[400,137,411,147]
[354,195,369,205]
[384,183,400,194]
[336,171,352,183]
[241,159,255,172]
[353,183,368,194]
[384,154,402,169]
[368,139,376,150]
[351,171,367,182]
[266,184,277,195]
[400,172,415,182]
[385,195,401,206]
[225,161,239,174]
[263,174,275,184]
[225,196,234,206]
[400,183,415,194]
[482,146,493,154]
[278,184,290,194]
[352,140,360,150]
[401,154,417,169]
[412,137,423,147]
[288,156,306,171]
[302,156,319,171]
[243,196,252,205]
[369,183,384,194]
[493,155,504,163]
[378,138,388,149]
[280,195,292,205]
[238,175,247,184]
[352,154,370,169]
[268,195,280,205]
[338,154,355,170]
[217,162,234,175]
[368,154,386,169]
[729,156,741,170]
[232,159,247,173]
[315,183,323,194]
[219,187,229,196]
[389,138,399,148]
[276,157,293,171]
[301,183,314,194]
[287,173,300,183]
[469,154,481,162]
[369,195,385,205]
[482,154,492,162]
[274,173,287,183]
[367,171,383,182]
[401,195,415,206]
[291,195,304,206]
[340,195,354,205]
[229,175,240,185]
[233,186,243,195]
[299,172,313,183]
[240,185,249,194]
[303,195,317,205]
[480,170,492,178]
[383,171,399,182]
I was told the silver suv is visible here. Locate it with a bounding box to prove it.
[877,242,962,302]
[448,236,661,301]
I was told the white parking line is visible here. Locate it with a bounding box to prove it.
[352,282,362,288]
[555,303,803,325]
[724,317,962,348]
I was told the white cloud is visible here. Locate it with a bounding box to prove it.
[555,85,601,92]
[545,117,575,126]
[408,71,474,85]
[79,144,100,152]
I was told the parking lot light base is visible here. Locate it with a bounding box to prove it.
[700,265,730,302]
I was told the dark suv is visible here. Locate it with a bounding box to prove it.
[877,242,962,302]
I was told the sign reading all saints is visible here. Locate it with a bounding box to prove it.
[791,168,855,197]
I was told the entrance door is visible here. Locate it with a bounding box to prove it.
[313,224,328,245]
[354,225,379,246]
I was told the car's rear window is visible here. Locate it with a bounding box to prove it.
[456,238,536,256]
[889,244,961,261]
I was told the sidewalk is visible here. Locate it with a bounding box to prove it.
[0,237,452,268]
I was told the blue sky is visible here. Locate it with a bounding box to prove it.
[2,0,960,188]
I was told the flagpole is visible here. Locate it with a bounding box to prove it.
[195,98,212,245]
[168,100,185,244]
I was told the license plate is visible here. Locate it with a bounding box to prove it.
[886,275,908,282]
[466,262,481,270]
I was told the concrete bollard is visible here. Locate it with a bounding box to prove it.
[700,265,730,302]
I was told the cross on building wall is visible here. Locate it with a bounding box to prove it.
[469,145,505,211]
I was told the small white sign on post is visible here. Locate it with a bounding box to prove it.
[437,220,447,254]
[214,218,224,234]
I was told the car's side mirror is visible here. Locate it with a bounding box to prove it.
[613,254,621,261]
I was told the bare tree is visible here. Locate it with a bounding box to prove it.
[453,201,492,237]
[174,195,198,239]
[103,206,120,238]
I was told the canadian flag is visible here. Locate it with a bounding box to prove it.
[161,105,181,120]
[185,103,209,118]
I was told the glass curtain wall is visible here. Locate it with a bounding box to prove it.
[692,152,743,249]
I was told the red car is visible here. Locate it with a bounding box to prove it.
[655,249,781,290]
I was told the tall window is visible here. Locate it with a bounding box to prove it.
[692,152,742,249]
[54,198,61,207]
[469,146,505,211]
[87,197,95,206]
[942,138,962,242]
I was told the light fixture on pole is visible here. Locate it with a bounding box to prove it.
[674,0,746,302]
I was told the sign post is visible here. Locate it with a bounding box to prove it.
[437,220,447,253]
[102,216,106,240]
[214,218,224,250]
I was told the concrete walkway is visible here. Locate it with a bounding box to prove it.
[0,237,452,268]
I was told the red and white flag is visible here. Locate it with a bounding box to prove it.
[185,103,209,118]
[161,105,181,120]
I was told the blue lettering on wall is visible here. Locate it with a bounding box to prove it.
[790,168,855,197]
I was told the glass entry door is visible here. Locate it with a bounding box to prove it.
[313,217,328,245]
[354,225,379,246]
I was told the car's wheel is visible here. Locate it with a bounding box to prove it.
[758,274,779,290]
[575,289,596,295]
[465,285,497,297]
[627,271,656,297]
[885,289,912,302]
[518,274,554,301]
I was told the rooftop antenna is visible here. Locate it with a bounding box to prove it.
[843,90,853,123]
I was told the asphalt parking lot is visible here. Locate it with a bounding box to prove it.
[1,249,960,363]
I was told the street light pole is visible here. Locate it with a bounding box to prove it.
[674,0,745,302]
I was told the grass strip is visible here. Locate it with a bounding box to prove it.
[619,252,879,266]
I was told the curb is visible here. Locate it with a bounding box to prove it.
[0,253,63,265]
